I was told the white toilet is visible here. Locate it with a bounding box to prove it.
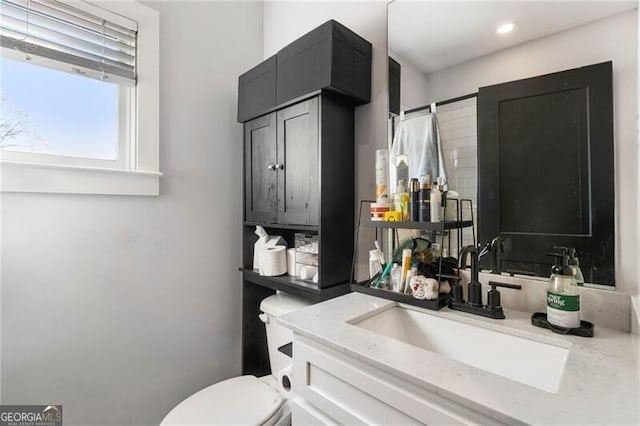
[161,293,310,425]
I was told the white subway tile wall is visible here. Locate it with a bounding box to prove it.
[437,97,478,255]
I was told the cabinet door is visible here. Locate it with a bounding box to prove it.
[276,97,319,225]
[477,61,614,283]
[244,113,277,223]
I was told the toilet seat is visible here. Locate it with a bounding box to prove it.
[161,375,286,425]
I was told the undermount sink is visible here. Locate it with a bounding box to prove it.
[350,305,571,393]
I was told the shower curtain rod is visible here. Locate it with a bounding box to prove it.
[403,92,478,115]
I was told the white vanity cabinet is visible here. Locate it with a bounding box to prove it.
[290,335,504,425]
[280,293,639,425]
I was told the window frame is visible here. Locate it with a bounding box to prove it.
[0,0,160,196]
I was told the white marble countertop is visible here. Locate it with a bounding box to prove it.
[278,292,640,425]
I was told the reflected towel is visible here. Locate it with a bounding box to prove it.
[390,113,447,190]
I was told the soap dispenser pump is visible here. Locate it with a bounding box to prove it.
[545,252,580,329]
[567,248,585,286]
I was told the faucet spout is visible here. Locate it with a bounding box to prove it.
[490,236,505,274]
[450,244,522,319]
[459,245,479,283]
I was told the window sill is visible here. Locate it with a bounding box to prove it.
[0,160,162,196]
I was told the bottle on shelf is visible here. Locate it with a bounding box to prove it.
[396,154,409,191]
[390,263,402,292]
[393,180,410,221]
[375,149,389,201]
[409,178,420,222]
[430,181,442,223]
[369,249,383,279]
[404,264,418,294]
[400,248,412,284]
[418,175,431,222]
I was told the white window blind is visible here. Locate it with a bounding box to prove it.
[0,0,137,84]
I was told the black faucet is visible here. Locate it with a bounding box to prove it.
[458,245,482,307]
[450,245,522,319]
[490,236,505,275]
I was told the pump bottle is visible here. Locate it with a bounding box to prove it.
[546,253,581,328]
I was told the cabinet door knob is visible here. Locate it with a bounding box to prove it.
[267,164,276,171]
[275,163,284,170]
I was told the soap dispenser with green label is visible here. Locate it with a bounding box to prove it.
[546,252,580,329]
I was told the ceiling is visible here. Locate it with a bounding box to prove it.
[389,1,638,74]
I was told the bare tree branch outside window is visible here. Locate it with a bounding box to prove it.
[0,95,43,150]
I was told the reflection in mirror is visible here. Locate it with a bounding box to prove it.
[388,0,638,286]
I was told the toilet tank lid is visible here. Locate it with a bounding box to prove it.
[260,293,312,317]
[161,375,283,426]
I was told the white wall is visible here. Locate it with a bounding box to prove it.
[0,1,263,424]
[388,49,430,111]
[634,4,640,332]
[263,1,389,216]
[421,10,638,293]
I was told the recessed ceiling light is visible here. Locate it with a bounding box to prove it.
[497,22,516,35]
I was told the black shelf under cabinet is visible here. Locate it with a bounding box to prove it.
[244,221,319,232]
[241,268,350,302]
[362,219,474,231]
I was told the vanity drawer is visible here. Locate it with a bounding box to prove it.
[292,335,503,425]
[290,397,338,425]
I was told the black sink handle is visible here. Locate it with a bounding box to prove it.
[488,281,522,291]
[486,281,522,312]
[505,269,536,277]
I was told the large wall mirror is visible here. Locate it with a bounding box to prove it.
[388,0,638,287]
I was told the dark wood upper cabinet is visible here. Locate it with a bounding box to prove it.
[244,113,278,224]
[276,98,320,226]
[245,98,320,226]
[275,20,371,107]
[478,61,614,284]
[237,20,372,123]
[244,94,354,231]
[237,56,277,125]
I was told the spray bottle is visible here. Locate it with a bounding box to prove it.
[393,180,410,221]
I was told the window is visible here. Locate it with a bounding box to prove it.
[0,0,160,195]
